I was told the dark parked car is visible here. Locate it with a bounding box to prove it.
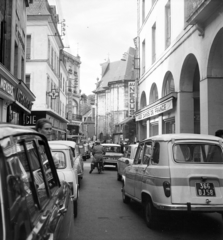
[0,124,72,240]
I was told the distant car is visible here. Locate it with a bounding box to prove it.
[122,134,223,229]
[49,143,78,218]
[0,124,72,240]
[101,143,123,167]
[49,140,84,187]
[117,144,138,181]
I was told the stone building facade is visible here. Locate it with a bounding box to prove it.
[0,0,35,124]
[25,0,68,139]
[94,47,136,143]
[136,0,223,140]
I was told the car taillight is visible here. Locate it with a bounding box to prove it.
[163,181,171,197]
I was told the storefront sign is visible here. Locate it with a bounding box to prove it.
[128,82,135,116]
[0,78,14,97]
[16,88,33,111]
[136,98,173,121]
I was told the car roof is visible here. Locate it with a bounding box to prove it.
[101,143,121,147]
[49,140,76,148]
[0,124,36,139]
[142,133,221,142]
[49,143,71,150]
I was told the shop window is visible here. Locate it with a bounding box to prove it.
[164,118,175,133]
[151,123,158,136]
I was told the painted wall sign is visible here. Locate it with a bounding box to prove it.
[128,81,135,116]
[136,98,173,121]
[0,78,14,97]
[16,88,33,111]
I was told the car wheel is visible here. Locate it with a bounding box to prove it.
[78,177,81,189]
[73,198,78,218]
[144,199,158,229]
[122,185,130,204]
[117,172,122,181]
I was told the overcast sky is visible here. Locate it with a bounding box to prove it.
[48,0,137,95]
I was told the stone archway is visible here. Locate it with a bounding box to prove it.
[203,28,223,134]
[138,91,147,141]
[179,54,200,133]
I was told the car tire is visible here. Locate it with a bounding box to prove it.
[73,199,78,218]
[144,199,158,229]
[73,190,79,218]
[117,172,122,181]
[78,177,81,189]
[122,185,130,204]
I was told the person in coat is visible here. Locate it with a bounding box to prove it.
[89,139,105,174]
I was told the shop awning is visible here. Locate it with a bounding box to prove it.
[116,116,134,126]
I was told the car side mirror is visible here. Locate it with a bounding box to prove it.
[125,160,129,165]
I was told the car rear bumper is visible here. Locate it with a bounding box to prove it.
[154,202,223,212]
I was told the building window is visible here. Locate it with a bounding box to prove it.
[14,42,18,77]
[25,74,31,89]
[26,35,31,59]
[152,23,156,64]
[163,72,175,96]
[142,0,145,23]
[21,57,24,81]
[165,0,171,49]
[48,39,50,62]
[51,48,53,68]
[142,40,146,74]
[149,83,158,104]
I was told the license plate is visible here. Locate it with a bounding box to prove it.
[196,182,216,196]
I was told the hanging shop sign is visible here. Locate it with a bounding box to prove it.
[128,82,135,116]
[136,98,173,121]
[0,78,14,97]
[16,88,33,111]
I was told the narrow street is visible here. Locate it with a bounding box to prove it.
[58,161,223,240]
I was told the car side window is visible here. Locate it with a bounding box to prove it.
[152,142,160,164]
[134,143,144,164]
[143,142,152,164]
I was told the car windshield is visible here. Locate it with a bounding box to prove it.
[103,146,121,153]
[51,151,66,169]
[173,143,223,163]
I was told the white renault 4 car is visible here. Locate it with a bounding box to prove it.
[122,134,223,228]
[49,143,79,218]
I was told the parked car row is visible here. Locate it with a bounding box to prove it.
[119,134,223,229]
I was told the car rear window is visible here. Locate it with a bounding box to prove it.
[51,151,66,169]
[173,143,223,163]
[103,146,121,153]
